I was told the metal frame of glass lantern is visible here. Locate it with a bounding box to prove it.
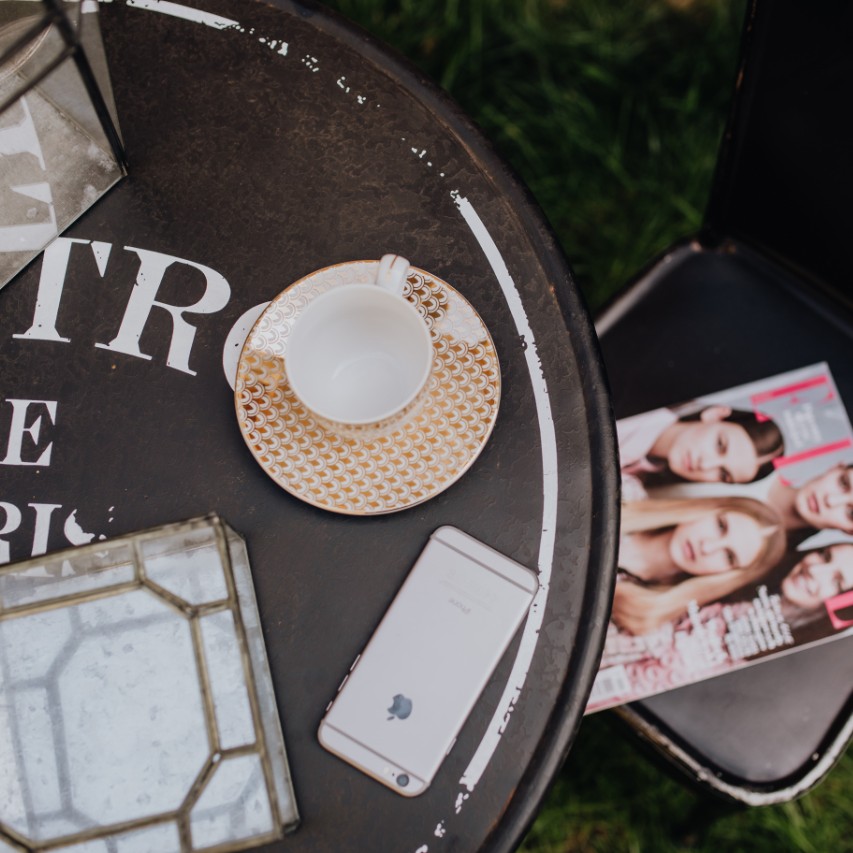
[0,514,299,853]
[0,0,127,171]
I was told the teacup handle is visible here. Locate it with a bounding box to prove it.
[375,254,410,296]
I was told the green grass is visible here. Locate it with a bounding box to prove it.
[320,1,852,849]
[522,714,853,852]
[322,0,742,309]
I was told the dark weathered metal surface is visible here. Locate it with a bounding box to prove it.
[0,0,618,850]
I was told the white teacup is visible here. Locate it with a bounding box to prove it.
[285,255,433,430]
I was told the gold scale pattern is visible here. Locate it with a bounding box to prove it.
[235,261,501,514]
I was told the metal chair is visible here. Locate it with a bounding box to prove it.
[595,0,853,804]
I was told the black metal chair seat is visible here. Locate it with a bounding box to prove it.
[596,239,853,804]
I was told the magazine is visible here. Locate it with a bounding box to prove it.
[587,362,853,713]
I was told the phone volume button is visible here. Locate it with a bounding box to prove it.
[446,737,457,756]
[337,674,349,693]
[349,654,361,672]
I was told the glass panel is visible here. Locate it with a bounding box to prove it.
[0,606,72,681]
[199,610,256,750]
[53,840,110,853]
[1,590,210,842]
[57,599,210,831]
[0,12,67,108]
[227,532,298,829]
[0,516,298,850]
[0,692,27,836]
[189,755,273,851]
[12,687,62,815]
[143,528,228,606]
[0,545,135,610]
[0,1,123,291]
[112,821,182,853]
[73,586,171,629]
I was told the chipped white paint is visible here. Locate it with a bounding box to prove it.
[63,509,96,545]
[414,847,429,853]
[434,821,446,838]
[335,76,373,107]
[124,1,387,119]
[454,791,469,814]
[125,0,238,30]
[301,54,320,73]
[451,191,558,794]
[405,140,450,177]
[259,37,288,56]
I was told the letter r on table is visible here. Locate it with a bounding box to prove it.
[96,247,231,375]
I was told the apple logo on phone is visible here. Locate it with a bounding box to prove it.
[387,693,413,720]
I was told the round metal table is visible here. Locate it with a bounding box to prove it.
[0,1,618,850]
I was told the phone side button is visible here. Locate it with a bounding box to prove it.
[325,701,333,712]
[349,654,361,672]
[337,674,349,693]
[446,738,457,756]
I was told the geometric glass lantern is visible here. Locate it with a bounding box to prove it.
[0,0,126,290]
[0,515,299,852]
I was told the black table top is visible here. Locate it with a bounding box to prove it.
[0,1,618,850]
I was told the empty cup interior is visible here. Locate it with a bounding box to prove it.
[286,286,433,425]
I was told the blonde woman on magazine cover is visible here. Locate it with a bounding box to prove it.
[600,542,853,689]
[648,461,853,537]
[612,496,786,634]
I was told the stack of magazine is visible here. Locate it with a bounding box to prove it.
[588,363,853,713]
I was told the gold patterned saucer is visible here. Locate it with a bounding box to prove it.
[235,261,501,515]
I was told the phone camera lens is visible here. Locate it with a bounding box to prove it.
[396,774,410,788]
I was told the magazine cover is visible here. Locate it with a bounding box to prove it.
[588,362,853,713]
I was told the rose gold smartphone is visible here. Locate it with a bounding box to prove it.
[318,526,537,796]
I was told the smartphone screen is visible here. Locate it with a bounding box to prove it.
[318,526,537,796]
